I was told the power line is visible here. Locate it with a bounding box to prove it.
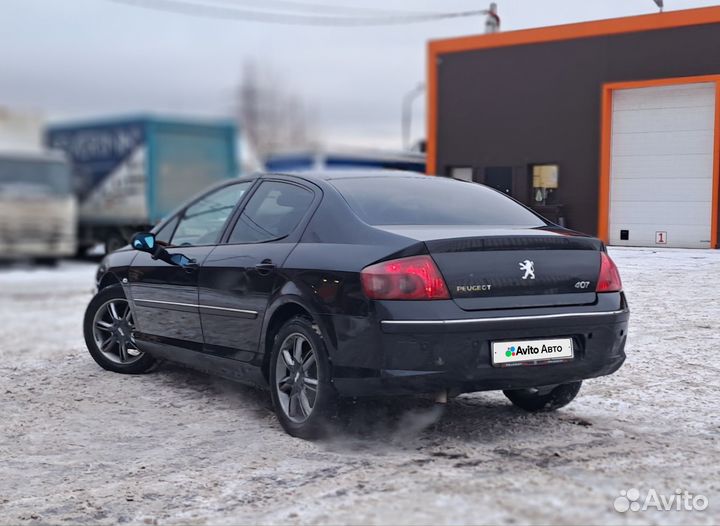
[198,0,440,17]
[107,0,488,26]
[108,0,485,25]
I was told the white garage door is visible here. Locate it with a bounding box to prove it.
[609,82,716,248]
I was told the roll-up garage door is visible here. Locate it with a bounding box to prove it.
[609,82,716,248]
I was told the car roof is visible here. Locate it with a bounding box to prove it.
[262,169,427,181]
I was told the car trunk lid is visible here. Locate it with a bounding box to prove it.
[377,226,603,310]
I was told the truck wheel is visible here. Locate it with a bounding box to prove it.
[75,245,92,259]
[269,316,338,439]
[34,258,58,267]
[503,381,582,412]
[83,285,157,374]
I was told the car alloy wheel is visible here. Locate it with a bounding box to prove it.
[274,332,319,423]
[91,298,143,365]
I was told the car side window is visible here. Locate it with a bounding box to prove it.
[171,182,251,246]
[228,181,314,244]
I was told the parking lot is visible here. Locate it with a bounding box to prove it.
[1,247,718,525]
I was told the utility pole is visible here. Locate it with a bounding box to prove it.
[485,2,500,33]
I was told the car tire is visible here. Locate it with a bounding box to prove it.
[83,285,157,374]
[503,381,582,412]
[269,316,338,439]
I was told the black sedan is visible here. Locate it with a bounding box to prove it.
[84,171,629,438]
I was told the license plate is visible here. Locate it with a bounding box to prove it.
[491,338,574,366]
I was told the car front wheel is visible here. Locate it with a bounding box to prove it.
[83,285,157,374]
[503,381,582,412]
[269,316,337,439]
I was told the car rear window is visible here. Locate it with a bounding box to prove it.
[331,176,547,227]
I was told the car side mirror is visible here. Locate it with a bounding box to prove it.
[131,232,156,253]
[170,254,196,268]
[131,232,196,270]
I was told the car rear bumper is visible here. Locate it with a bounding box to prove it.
[326,293,629,397]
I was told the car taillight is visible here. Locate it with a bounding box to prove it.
[596,252,622,293]
[360,255,450,300]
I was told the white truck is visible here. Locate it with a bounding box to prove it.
[46,116,239,254]
[0,150,77,264]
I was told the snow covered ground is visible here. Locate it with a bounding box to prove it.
[0,247,718,525]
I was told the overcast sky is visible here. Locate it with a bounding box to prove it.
[2,0,720,150]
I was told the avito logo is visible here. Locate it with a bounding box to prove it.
[614,488,708,513]
[505,344,564,358]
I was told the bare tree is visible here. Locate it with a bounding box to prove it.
[236,61,317,161]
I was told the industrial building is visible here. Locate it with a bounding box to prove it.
[427,6,720,248]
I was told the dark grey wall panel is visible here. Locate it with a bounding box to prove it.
[436,23,720,236]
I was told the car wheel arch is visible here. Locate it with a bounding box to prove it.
[260,296,334,382]
[98,272,122,290]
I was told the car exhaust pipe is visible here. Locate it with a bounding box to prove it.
[434,390,448,404]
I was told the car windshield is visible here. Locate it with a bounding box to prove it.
[0,158,72,196]
[331,176,546,227]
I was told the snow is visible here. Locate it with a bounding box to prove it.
[0,248,718,525]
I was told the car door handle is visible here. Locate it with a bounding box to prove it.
[183,259,200,273]
[255,259,276,275]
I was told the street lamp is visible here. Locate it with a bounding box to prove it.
[653,0,664,12]
[401,83,426,150]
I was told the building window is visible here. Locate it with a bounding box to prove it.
[531,164,559,205]
[446,166,474,182]
[484,166,513,195]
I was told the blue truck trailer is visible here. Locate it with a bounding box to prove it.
[46,116,238,254]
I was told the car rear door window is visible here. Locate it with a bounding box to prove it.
[228,181,314,244]
[171,182,251,246]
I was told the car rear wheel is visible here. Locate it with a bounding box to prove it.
[503,381,582,412]
[83,285,157,374]
[269,316,337,439]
